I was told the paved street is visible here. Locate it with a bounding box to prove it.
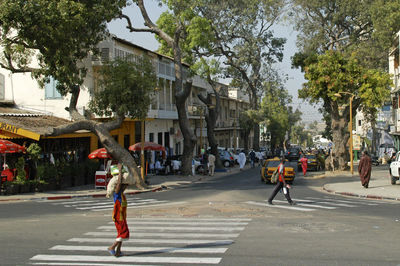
[1,165,399,265]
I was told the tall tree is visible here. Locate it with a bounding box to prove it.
[191,0,287,151]
[260,76,293,149]
[120,0,197,175]
[291,0,398,170]
[0,0,155,188]
[299,51,391,170]
[194,58,222,167]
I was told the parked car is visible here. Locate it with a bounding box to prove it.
[192,157,205,174]
[285,147,303,161]
[208,147,235,167]
[260,157,295,184]
[297,154,320,171]
[227,148,239,164]
[219,149,235,167]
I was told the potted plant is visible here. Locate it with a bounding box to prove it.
[27,143,42,181]
[3,181,18,195]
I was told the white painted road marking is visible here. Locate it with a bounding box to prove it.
[68,237,234,245]
[30,254,222,264]
[245,201,315,212]
[271,200,336,209]
[30,217,252,265]
[97,225,245,231]
[50,245,228,254]
[84,231,240,238]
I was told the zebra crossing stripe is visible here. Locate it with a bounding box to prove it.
[67,199,159,208]
[245,201,315,212]
[120,221,248,226]
[126,201,187,209]
[271,200,336,210]
[91,201,187,211]
[76,200,169,210]
[84,231,240,238]
[294,197,357,207]
[317,197,379,206]
[67,238,234,245]
[126,218,252,222]
[31,263,159,266]
[30,254,222,264]
[50,245,228,254]
[97,225,245,231]
[318,201,356,207]
[52,200,96,205]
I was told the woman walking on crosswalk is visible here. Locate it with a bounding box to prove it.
[107,163,130,257]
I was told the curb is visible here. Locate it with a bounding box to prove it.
[323,186,400,202]
[0,186,165,202]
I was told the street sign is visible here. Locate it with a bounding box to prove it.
[353,134,361,151]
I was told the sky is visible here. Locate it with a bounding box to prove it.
[107,1,323,124]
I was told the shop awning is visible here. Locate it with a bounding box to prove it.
[0,105,71,140]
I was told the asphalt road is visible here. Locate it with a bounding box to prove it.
[1,165,399,265]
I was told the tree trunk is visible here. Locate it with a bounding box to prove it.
[49,87,145,189]
[243,130,250,151]
[330,116,350,171]
[175,81,196,175]
[253,123,260,150]
[198,89,222,169]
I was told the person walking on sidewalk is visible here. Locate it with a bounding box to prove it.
[268,157,295,205]
[358,150,372,188]
[208,152,216,176]
[108,163,130,257]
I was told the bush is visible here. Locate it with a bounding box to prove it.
[36,162,59,187]
[15,157,26,183]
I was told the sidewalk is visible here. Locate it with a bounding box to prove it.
[1,164,399,202]
[311,166,400,201]
[0,165,243,202]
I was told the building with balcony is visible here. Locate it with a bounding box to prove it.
[389,31,400,151]
[0,34,251,162]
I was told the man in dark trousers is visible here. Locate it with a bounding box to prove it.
[268,157,295,205]
[358,150,372,188]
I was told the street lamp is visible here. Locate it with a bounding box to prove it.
[334,92,356,175]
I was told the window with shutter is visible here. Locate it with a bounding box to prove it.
[45,77,62,99]
[101,48,109,62]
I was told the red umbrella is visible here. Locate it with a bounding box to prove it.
[129,142,166,152]
[88,148,112,159]
[0,139,26,153]
[0,140,26,170]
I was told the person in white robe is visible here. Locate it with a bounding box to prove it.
[238,151,246,170]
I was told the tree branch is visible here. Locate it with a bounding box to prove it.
[0,51,39,73]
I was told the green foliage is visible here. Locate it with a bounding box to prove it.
[300,51,391,111]
[15,157,26,183]
[0,0,126,91]
[89,57,157,119]
[292,0,400,69]
[36,162,58,183]
[27,143,42,162]
[239,111,254,133]
[260,75,293,148]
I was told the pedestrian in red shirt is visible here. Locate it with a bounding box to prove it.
[300,154,308,176]
[268,158,295,205]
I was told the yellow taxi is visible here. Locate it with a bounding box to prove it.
[297,153,319,171]
[260,157,295,184]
